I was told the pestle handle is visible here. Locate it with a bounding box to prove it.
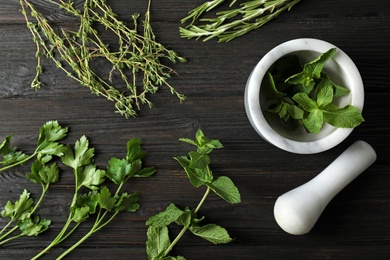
[309,140,377,198]
[274,140,377,235]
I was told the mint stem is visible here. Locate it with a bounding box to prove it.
[163,186,211,257]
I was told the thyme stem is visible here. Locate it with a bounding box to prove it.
[20,0,186,118]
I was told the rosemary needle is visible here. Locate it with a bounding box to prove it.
[20,0,186,118]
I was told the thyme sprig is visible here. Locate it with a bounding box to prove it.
[20,0,186,118]
[180,0,301,42]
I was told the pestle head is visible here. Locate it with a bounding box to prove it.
[273,140,377,235]
[273,189,325,235]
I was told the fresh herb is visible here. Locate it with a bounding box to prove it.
[265,48,364,133]
[146,129,241,260]
[180,0,301,42]
[0,122,155,259]
[33,136,155,259]
[0,121,67,245]
[20,0,186,118]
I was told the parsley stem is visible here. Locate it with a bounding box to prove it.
[0,153,35,172]
[0,232,23,246]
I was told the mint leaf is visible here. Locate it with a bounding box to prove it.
[293,93,317,112]
[179,129,222,155]
[323,104,364,128]
[189,224,233,244]
[267,72,286,98]
[174,156,212,187]
[302,109,324,133]
[286,103,304,120]
[188,151,210,169]
[146,226,171,260]
[208,176,241,204]
[175,208,193,228]
[316,84,334,108]
[303,48,336,79]
[146,203,185,227]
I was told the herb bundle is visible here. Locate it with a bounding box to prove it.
[0,121,67,245]
[265,48,364,133]
[20,0,186,118]
[0,121,155,259]
[180,0,301,42]
[146,129,241,260]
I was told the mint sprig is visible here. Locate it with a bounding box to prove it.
[266,48,364,133]
[146,129,241,260]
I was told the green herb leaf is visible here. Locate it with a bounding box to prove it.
[292,93,317,112]
[0,135,29,167]
[76,164,105,190]
[207,176,241,204]
[113,192,140,213]
[106,158,133,184]
[174,156,212,187]
[179,129,223,155]
[96,187,116,211]
[267,72,285,98]
[323,104,364,128]
[37,121,68,145]
[126,138,147,162]
[74,192,99,215]
[188,151,210,169]
[0,135,12,154]
[71,205,91,223]
[189,224,233,244]
[301,109,324,133]
[1,189,33,221]
[146,203,185,227]
[304,48,336,78]
[146,226,171,260]
[18,216,51,236]
[62,135,95,169]
[316,84,334,108]
[27,160,59,185]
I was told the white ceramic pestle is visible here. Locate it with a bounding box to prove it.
[273,140,377,235]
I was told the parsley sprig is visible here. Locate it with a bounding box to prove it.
[0,122,155,259]
[33,136,155,260]
[0,121,67,245]
[266,48,364,133]
[146,130,241,260]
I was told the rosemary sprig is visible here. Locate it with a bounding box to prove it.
[20,0,186,118]
[180,0,301,42]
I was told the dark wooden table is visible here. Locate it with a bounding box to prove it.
[0,0,389,259]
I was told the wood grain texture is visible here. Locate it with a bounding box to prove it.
[0,0,389,259]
